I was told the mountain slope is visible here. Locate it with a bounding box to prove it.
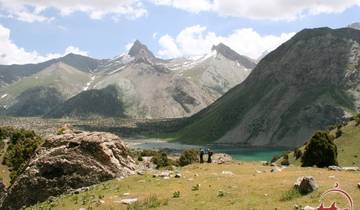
[0,62,92,112]
[47,86,125,118]
[168,43,255,98]
[0,53,106,87]
[87,41,255,119]
[6,87,64,116]
[349,22,360,30]
[176,27,360,147]
[0,40,256,119]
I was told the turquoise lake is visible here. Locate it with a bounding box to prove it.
[124,138,286,162]
[209,146,286,161]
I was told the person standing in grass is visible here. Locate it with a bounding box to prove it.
[200,149,205,163]
[207,149,213,163]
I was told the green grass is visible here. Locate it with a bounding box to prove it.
[0,63,90,97]
[27,162,360,210]
[278,120,360,167]
[175,80,276,144]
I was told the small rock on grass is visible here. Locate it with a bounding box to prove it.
[120,198,138,205]
[271,166,282,173]
[294,176,318,194]
[221,171,234,176]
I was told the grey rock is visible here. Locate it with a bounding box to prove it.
[271,166,282,173]
[294,176,318,194]
[342,167,360,171]
[328,165,342,171]
[0,128,137,210]
[212,153,232,164]
[120,198,138,205]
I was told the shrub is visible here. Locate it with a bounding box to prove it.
[293,148,303,160]
[172,191,180,198]
[57,127,66,135]
[152,152,171,169]
[271,155,280,163]
[1,127,42,183]
[141,149,161,157]
[301,131,338,167]
[178,149,198,166]
[335,129,342,138]
[281,159,290,166]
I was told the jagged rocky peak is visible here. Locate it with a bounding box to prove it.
[128,40,156,60]
[211,43,256,69]
[348,22,360,30]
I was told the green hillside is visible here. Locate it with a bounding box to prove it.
[174,27,360,147]
[278,119,360,167]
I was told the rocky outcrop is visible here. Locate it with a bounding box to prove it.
[294,176,318,194]
[0,128,137,210]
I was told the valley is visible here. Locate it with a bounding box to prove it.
[0,13,360,209]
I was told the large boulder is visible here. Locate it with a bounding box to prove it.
[0,128,137,210]
[294,176,318,194]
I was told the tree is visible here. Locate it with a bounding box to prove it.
[178,149,199,166]
[301,131,338,167]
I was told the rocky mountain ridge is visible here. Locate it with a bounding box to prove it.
[176,27,360,147]
[0,40,256,119]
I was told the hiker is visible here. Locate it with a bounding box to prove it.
[207,149,213,163]
[199,149,205,163]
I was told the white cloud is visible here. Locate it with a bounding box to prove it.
[150,0,213,13]
[157,25,295,59]
[0,0,147,23]
[0,24,88,65]
[64,46,88,56]
[213,0,360,21]
[150,0,360,21]
[158,35,181,58]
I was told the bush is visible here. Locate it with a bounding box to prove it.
[178,149,198,166]
[280,159,290,166]
[152,152,171,169]
[271,155,280,163]
[172,191,180,198]
[301,131,338,167]
[141,149,161,157]
[335,129,342,138]
[293,148,302,160]
[1,127,42,183]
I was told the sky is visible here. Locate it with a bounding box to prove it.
[0,0,359,65]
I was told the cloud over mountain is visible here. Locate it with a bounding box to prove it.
[157,25,295,59]
[0,24,87,64]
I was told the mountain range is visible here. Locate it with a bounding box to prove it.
[0,41,256,118]
[176,27,360,147]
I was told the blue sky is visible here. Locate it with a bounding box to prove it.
[0,0,359,64]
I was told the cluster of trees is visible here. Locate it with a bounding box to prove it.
[0,127,42,183]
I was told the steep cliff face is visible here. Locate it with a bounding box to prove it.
[177,27,360,147]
